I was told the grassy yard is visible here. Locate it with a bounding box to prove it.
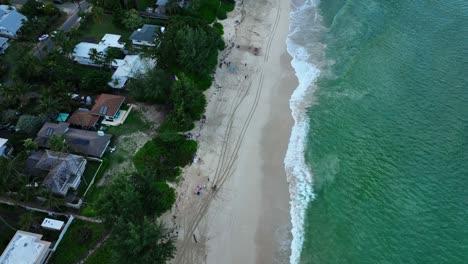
[76,161,102,197]
[50,220,108,264]
[106,108,150,137]
[80,14,132,42]
[85,238,113,264]
[80,158,109,217]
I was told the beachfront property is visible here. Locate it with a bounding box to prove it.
[26,150,87,197]
[72,34,125,66]
[108,55,156,88]
[90,93,125,121]
[0,5,27,39]
[130,24,165,47]
[34,122,112,158]
[0,230,51,264]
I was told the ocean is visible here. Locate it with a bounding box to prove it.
[285,0,468,263]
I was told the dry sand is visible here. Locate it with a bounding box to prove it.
[169,0,296,263]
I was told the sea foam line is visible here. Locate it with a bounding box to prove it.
[285,1,320,263]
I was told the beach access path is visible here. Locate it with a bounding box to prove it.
[168,0,296,263]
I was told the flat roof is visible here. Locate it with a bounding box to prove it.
[41,218,65,231]
[99,34,124,49]
[73,42,108,58]
[0,231,51,264]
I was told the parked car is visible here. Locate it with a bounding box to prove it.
[38,34,49,41]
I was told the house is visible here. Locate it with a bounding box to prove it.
[155,0,168,14]
[0,230,51,264]
[0,37,8,54]
[0,5,27,38]
[99,34,125,49]
[130,24,165,47]
[90,94,125,120]
[108,55,156,89]
[67,108,100,130]
[0,137,13,157]
[72,34,124,66]
[72,42,109,66]
[26,150,87,197]
[34,122,112,158]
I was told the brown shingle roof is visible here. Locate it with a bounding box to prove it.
[68,109,99,128]
[90,94,125,117]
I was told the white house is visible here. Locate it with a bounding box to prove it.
[108,55,156,89]
[99,33,125,49]
[129,24,165,47]
[73,42,108,66]
[0,5,27,38]
[73,34,124,66]
[0,231,51,264]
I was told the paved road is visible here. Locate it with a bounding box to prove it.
[34,1,90,58]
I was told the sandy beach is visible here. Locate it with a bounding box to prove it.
[168,0,297,263]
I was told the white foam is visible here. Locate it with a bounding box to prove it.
[285,1,321,263]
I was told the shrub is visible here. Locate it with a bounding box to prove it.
[15,115,46,136]
[133,134,197,180]
[0,109,17,125]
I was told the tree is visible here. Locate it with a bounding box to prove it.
[169,74,206,127]
[89,48,105,66]
[81,70,112,92]
[15,115,45,136]
[51,30,74,55]
[0,109,17,125]
[23,138,38,154]
[49,135,68,153]
[110,217,176,264]
[20,0,44,18]
[155,17,222,75]
[121,9,143,30]
[96,173,144,225]
[128,68,174,103]
[44,1,59,16]
[132,174,176,217]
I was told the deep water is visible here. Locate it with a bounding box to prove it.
[293,0,468,263]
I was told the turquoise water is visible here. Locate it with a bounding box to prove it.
[290,0,468,263]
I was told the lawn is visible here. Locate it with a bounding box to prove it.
[85,238,113,264]
[106,108,150,137]
[50,220,108,264]
[79,14,132,42]
[80,158,109,217]
[76,161,102,197]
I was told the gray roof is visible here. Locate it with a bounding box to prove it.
[35,122,112,158]
[0,37,7,45]
[156,0,168,6]
[130,24,160,42]
[26,150,87,196]
[0,8,27,37]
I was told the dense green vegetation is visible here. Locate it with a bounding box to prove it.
[134,134,198,181]
[50,220,108,264]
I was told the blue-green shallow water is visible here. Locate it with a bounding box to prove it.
[300,0,468,263]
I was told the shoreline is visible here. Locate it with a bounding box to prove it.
[169,0,297,263]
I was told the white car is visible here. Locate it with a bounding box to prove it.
[38,34,49,41]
